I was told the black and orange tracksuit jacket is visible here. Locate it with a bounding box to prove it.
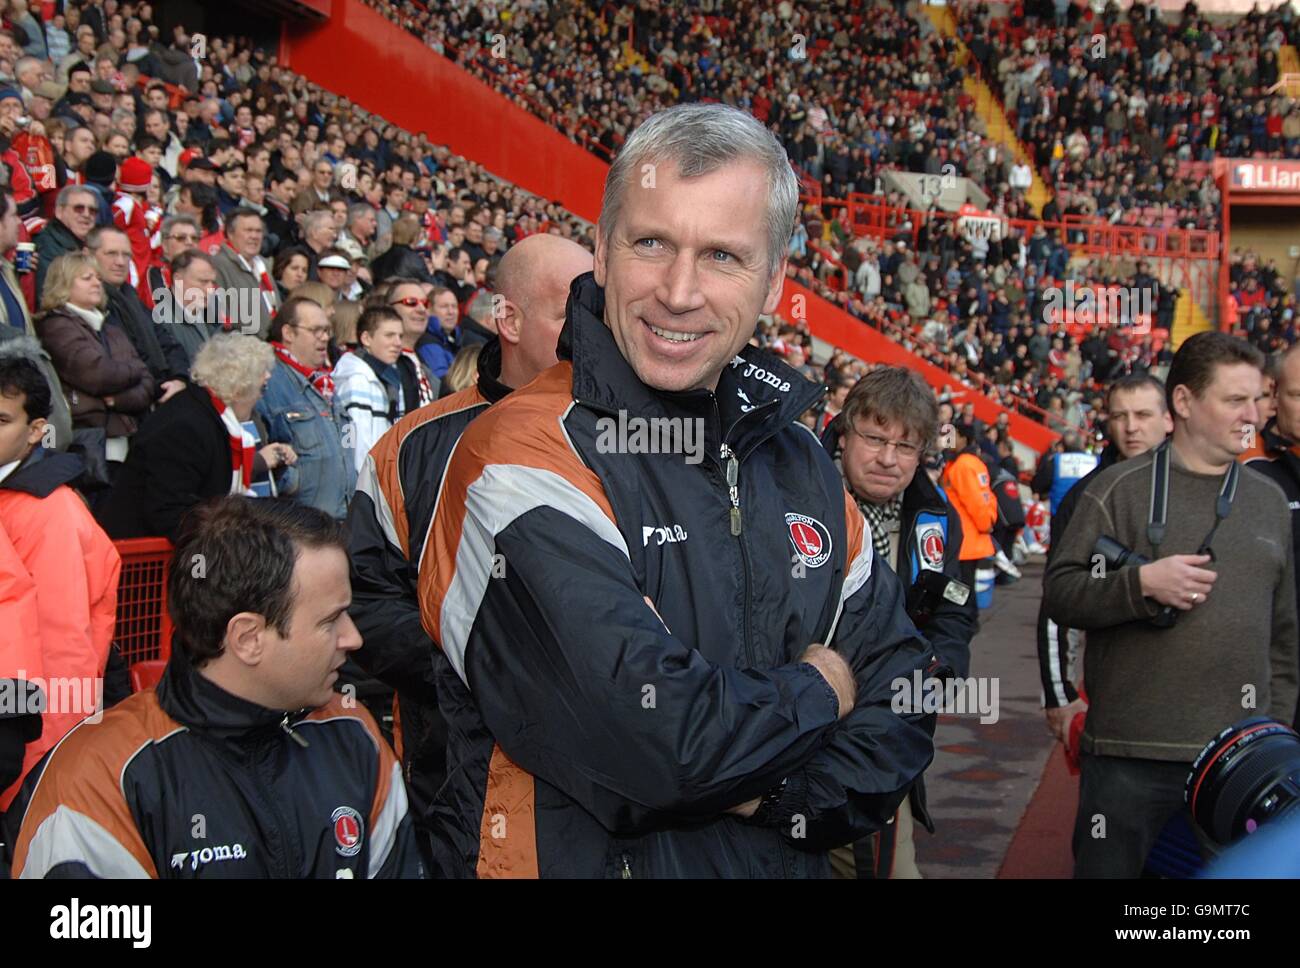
[418,272,937,878]
[8,648,423,878]
[347,338,511,813]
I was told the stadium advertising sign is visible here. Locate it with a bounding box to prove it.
[1229,160,1300,192]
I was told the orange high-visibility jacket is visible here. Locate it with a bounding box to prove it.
[942,450,997,561]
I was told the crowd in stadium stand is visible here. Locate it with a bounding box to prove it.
[958,0,1300,232]
[0,0,1291,521]
[356,0,1288,436]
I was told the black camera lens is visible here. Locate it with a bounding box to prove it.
[1186,717,1300,846]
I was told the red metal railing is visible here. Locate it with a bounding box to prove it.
[113,538,174,676]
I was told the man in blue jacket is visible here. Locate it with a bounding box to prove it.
[258,297,354,519]
[419,104,936,878]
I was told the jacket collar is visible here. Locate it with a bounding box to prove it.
[1262,417,1296,456]
[156,645,311,746]
[357,349,400,386]
[901,464,950,519]
[0,446,83,496]
[476,336,510,403]
[557,272,824,463]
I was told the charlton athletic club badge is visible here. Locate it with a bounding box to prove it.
[786,513,832,568]
[332,806,364,857]
[917,523,945,571]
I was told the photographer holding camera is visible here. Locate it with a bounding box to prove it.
[1044,332,1298,878]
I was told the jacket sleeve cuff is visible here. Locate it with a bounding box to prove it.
[1124,564,1163,621]
[744,770,810,830]
[798,661,842,720]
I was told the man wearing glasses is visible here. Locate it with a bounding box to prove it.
[292,158,340,217]
[137,214,200,309]
[828,366,977,879]
[258,296,354,519]
[384,279,439,414]
[34,184,98,297]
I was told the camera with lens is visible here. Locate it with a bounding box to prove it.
[1092,535,1178,628]
[1187,717,1300,846]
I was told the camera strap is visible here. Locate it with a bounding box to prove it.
[1146,438,1240,556]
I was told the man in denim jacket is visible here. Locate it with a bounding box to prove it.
[257,297,354,518]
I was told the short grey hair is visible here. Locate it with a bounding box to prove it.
[190,334,275,403]
[161,213,199,239]
[346,202,373,229]
[598,103,798,276]
[468,290,495,325]
[303,210,334,236]
[55,184,96,210]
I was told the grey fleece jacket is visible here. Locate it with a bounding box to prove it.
[1044,443,1299,761]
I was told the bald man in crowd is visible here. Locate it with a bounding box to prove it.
[346,235,594,819]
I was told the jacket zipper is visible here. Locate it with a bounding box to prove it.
[718,433,755,670]
[281,713,310,748]
[621,853,632,879]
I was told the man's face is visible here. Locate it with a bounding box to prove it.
[841,413,923,505]
[269,175,297,205]
[0,388,44,466]
[1275,353,1300,440]
[147,88,168,111]
[68,71,91,94]
[58,191,98,239]
[66,127,96,166]
[163,220,199,260]
[387,284,429,340]
[94,232,133,286]
[228,215,264,258]
[363,319,404,366]
[284,303,331,368]
[319,265,348,291]
[307,217,336,250]
[466,221,482,244]
[329,200,348,228]
[594,158,783,392]
[1176,362,1261,464]
[218,167,246,197]
[256,546,361,710]
[434,291,459,332]
[176,260,217,314]
[453,251,471,278]
[353,209,376,241]
[187,165,216,187]
[313,162,333,190]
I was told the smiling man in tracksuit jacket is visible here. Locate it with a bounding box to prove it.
[418,104,936,878]
[9,498,423,878]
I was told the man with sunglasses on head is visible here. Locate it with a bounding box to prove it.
[825,366,976,878]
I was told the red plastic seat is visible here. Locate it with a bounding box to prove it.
[129,660,167,693]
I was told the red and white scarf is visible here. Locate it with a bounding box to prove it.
[401,348,435,406]
[272,341,335,400]
[206,388,256,493]
[226,242,279,318]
